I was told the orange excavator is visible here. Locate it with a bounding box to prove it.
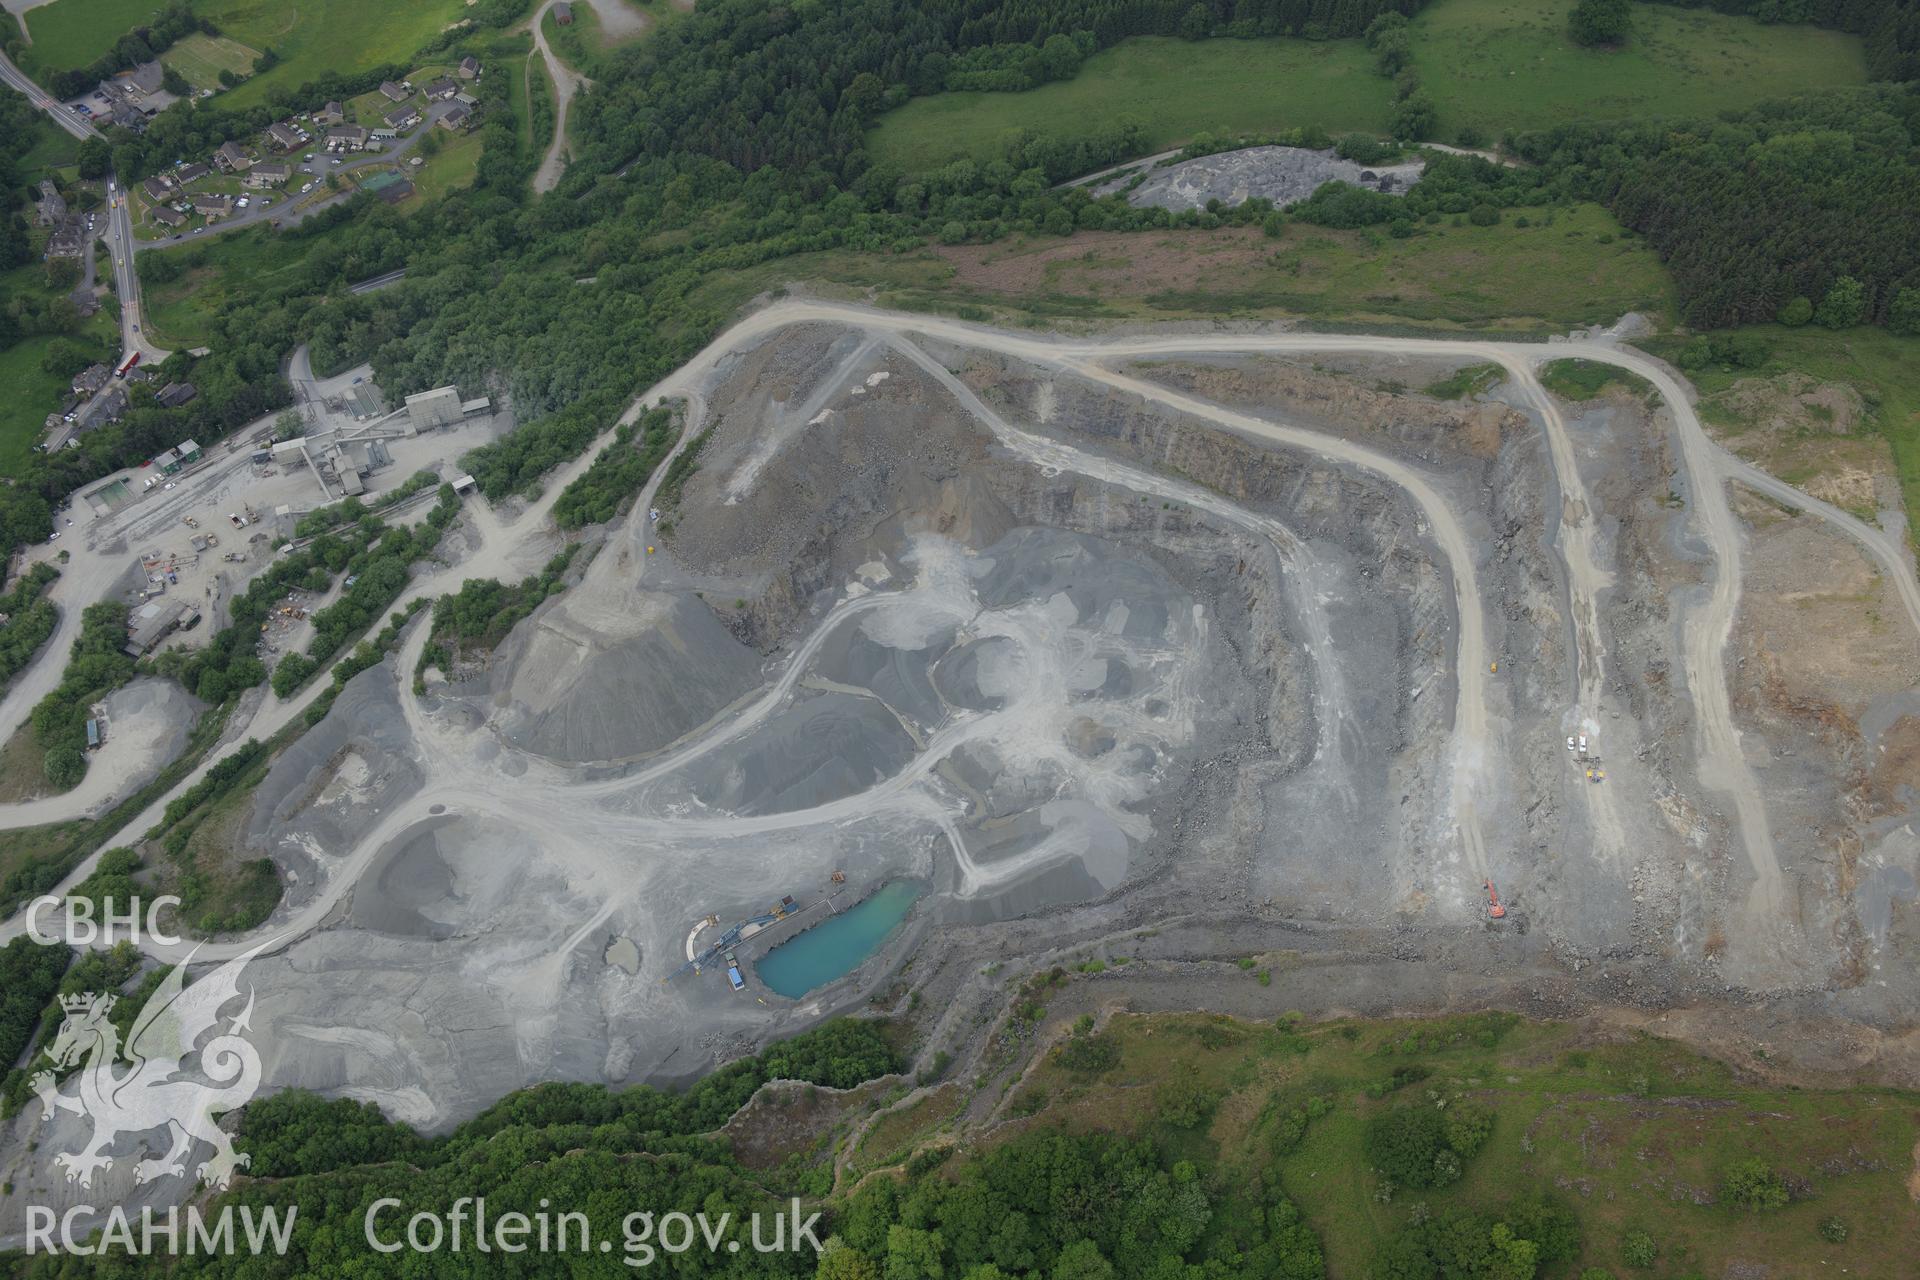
[1484,880,1507,920]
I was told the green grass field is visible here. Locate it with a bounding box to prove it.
[203,0,467,110]
[1411,0,1868,139]
[159,30,262,91]
[407,130,484,201]
[0,251,118,469]
[13,0,164,78]
[139,225,326,348]
[867,0,1869,174]
[0,337,78,474]
[867,36,1390,173]
[18,0,469,110]
[12,112,80,185]
[1006,1010,1918,1279]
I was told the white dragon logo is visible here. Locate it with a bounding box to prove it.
[31,942,272,1191]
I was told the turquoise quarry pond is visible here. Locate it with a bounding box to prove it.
[755,881,922,998]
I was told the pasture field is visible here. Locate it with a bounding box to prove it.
[406,130,484,201]
[867,0,1869,173]
[0,337,80,474]
[867,36,1388,173]
[1411,0,1868,139]
[15,0,467,109]
[200,0,467,109]
[13,0,162,77]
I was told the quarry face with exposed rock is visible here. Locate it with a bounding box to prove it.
[8,304,1920,1241]
[221,311,1920,1101]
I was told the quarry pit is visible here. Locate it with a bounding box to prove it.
[8,304,1920,1235]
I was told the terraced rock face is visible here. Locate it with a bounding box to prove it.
[16,304,1913,1244]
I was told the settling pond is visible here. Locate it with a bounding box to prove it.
[754,881,922,998]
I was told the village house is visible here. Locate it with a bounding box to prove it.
[425,78,458,101]
[45,215,85,258]
[384,104,421,132]
[142,174,177,202]
[315,101,345,126]
[192,192,235,218]
[378,80,409,103]
[177,161,210,184]
[156,383,198,409]
[245,162,292,188]
[438,103,473,131]
[458,56,481,80]
[326,125,370,152]
[152,204,187,229]
[71,363,111,397]
[82,384,128,428]
[125,61,164,95]
[34,180,65,227]
[215,140,254,172]
[267,122,305,151]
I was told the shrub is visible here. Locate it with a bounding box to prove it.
[1391,92,1436,141]
[1468,203,1499,226]
[1887,288,1920,337]
[1722,1158,1789,1212]
[1819,1215,1847,1243]
[1569,0,1631,45]
[1442,1100,1494,1157]
[1154,1078,1220,1129]
[1816,275,1866,329]
[1364,1105,1448,1188]
[1777,295,1814,326]
[1621,1228,1656,1267]
[1056,1034,1119,1075]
